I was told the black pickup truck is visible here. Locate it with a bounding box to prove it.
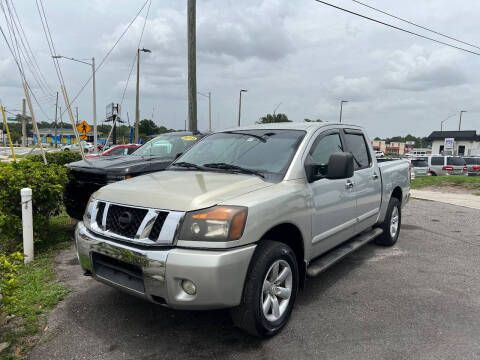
[64,131,205,219]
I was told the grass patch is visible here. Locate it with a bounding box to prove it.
[411,176,480,190]
[0,212,75,359]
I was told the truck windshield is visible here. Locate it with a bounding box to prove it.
[131,134,198,158]
[173,130,306,180]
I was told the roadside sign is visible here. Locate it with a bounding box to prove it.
[77,121,92,137]
[444,138,454,149]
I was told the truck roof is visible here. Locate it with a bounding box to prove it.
[222,122,362,132]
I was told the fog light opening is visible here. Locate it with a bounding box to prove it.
[181,279,197,295]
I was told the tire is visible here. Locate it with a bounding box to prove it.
[375,197,401,247]
[430,171,437,176]
[230,240,299,337]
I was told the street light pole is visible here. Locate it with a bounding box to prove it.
[440,114,456,131]
[339,100,348,123]
[135,48,151,143]
[459,110,467,131]
[238,89,248,127]
[198,91,212,131]
[52,55,98,153]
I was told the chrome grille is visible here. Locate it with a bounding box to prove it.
[90,200,184,246]
[106,204,148,238]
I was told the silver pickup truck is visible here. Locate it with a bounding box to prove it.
[75,123,410,337]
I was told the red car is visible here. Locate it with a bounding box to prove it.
[85,144,140,159]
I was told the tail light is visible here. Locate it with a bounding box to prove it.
[473,165,480,171]
[463,166,468,171]
[442,166,454,171]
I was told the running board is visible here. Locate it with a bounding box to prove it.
[306,228,383,277]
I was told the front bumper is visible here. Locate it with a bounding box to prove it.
[75,222,256,310]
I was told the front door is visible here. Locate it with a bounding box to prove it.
[343,130,382,232]
[308,130,357,258]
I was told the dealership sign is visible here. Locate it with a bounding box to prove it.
[444,138,455,149]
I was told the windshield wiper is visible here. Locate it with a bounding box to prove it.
[224,131,269,143]
[171,162,205,171]
[203,163,265,178]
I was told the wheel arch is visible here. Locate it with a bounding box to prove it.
[258,222,306,287]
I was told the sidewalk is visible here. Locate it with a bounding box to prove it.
[410,189,480,210]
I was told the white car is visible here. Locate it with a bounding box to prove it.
[61,141,94,153]
[375,150,385,158]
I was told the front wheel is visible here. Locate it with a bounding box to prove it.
[375,197,401,246]
[230,240,298,337]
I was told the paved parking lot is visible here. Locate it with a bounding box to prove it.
[29,199,480,360]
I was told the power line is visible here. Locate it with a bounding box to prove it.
[1,0,56,100]
[351,0,480,52]
[313,0,480,56]
[65,0,150,117]
[120,0,152,108]
[9,0,56,96]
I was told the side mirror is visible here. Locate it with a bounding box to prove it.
[174,152,183,160]
[326,152,354,179]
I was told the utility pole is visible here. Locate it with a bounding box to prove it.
[21,98,26,147]
[339,100,348,123]
[238,89,248,126]
[459,110,467,131]
[135,48,151,142]
[187,0,197,131]
[54,92,58,148]
[59,106,64,145]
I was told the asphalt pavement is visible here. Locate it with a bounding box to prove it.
[28,199,480,360]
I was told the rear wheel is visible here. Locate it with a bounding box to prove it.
[231,240,298,337]
[375,197,401,247]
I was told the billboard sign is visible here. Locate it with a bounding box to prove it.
[444,138,455,149]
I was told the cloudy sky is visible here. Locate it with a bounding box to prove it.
[1,0,479,138]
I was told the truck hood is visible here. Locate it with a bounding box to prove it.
[94,170,273,211]
[68,155,171,174]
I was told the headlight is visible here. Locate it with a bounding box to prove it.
[83,194,96,230]
[179,206,247,242]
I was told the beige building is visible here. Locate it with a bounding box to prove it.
[428,131,480,156]
[371,140,407,155]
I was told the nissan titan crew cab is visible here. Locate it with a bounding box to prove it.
[75,123,410,337]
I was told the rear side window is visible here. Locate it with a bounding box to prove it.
[464,158,475,165]
[411,160,427,167]
[431,157,444,165]
[344,132,371,170]
[447,157,466,166]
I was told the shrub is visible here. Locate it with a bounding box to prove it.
[26,151,82,166]
[0,161,69,253]
[0,252,23,307]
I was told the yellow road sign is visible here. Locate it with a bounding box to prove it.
[80,135,88,140]
[77,121,92,135]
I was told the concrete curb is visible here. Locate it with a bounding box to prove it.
[410,189,480,210]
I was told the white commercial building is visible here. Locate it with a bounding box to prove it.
[427,131,480,156]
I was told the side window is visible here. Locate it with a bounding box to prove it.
[431,157,444,165]
[344,132,371,170]
[127,147,137,155]
[309,133,343,177]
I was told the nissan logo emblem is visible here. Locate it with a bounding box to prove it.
[118,211,133,229]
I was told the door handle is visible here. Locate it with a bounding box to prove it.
[345,180,354,189]
[372,173,379,180]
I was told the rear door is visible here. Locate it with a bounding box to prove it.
[342,129,382,231]
[308,129,357,258]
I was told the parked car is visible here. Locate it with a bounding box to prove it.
[375,150,384,158]
[427,155,467,176]
[61,141,95,153]
[463,156,480,176]
[405,150,430,158]
[408,158,429,178]
[75,123,410,337]
[64,131,205,220]
[84,144,140,159]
